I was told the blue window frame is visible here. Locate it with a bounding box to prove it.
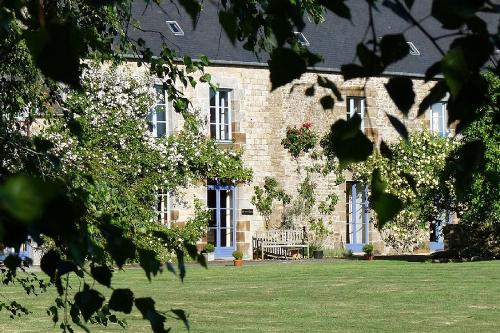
[346,182,370,252]
[207,182,236,258]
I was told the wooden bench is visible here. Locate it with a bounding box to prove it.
[253,229,309,260]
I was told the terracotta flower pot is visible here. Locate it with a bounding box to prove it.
[233,259,243,267]
[365,254,374,261]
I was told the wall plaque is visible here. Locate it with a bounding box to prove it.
[241,209,254,215]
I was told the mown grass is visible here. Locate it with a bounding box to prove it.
[1,259,500,333]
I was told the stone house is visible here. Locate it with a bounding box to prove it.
[129,0,457,259]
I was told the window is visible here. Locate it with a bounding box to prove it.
[294,32,310,46]
[347,96,365,132]
[148,85,169,137]
[156,190,170,226]
[345,182,369,252]
[430,102,447,137]
[407,42,420,56]
[209,88,232,141]
[166,21,184,36]
[207,181,236,258]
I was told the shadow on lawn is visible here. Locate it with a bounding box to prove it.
[365,254,431,262]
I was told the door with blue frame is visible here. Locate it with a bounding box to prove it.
[429,211,451,251]
[207,183,236,258]
[346,182,370,252]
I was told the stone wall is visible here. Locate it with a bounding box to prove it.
[138,62,438,258]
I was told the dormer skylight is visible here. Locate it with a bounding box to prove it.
[166,21,184,36]
[294,32,310,46]
[407,42,420,56]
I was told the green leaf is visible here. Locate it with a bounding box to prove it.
[441,47,469,96]
[319,0,351,19]
[74,285,105,321]
[138,248,162,281]
[24,22,82,87]
[321,114,374,168]
[269,48,307,90]
[4,254,21,273]
[385,77,415,116]
[320,95,334,110]
[40,250,61,281]
[135,298,168,333]
[100,225,136,268]
[109,289,134,314]
[418,80,447,117]
[166,262,177,276]
[386,114,409,141]
[200,73,211,83]
[199,55,209,66]
[90,266,112,287]
[219,11,237,44]
[371,169,403,229]
[380,34,409,66]
[0,176,50,222]
[56,261,79,278]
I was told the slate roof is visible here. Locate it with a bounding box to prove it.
[128,0,497,77]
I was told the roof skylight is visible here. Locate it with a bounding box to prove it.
[294,32,310,46]
[407,42,420,56]
[166,21,184,36]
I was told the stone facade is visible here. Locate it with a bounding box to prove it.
[147,63,438,259]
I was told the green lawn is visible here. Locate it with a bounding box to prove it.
[2,260,500,333]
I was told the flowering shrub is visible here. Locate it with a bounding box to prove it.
[351,131,455,253]
[281,122,318,158]
[40,63,252,261]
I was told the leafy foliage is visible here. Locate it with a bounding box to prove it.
[351,131,454,252]
[281,122,318,158]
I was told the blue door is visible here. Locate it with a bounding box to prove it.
[207,184,236,259]
[346,182,370,252]
[429,211,451,251]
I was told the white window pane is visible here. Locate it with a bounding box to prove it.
[155,86,165,104]
[156,106,166,121]
[157,123,167,137]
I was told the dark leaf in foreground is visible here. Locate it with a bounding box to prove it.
[135,298,168,333]
[385,77,415,116]
[269,48,307,90]
[139,248,162,281]
[320,95,335,110]
[321,114,373,168]
[74,285,105,321]
[109,289,134,314]
[171,309,190,331]
[371,169,403,229]
[91,266,112,287]
[386,114,409,141]
[319,0,351,19]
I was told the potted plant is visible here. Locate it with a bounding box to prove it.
[363,243,374,261]
[309,219,331,259]
[232,250,243,267]
[202,243,215,262]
